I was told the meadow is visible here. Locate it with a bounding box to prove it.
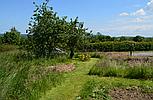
[1,46,153,100]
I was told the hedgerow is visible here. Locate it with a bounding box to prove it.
[83,41,153,52]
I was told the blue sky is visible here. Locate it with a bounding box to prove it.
[0,0,153,37]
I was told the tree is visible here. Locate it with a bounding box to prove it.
[27,0,87,58]
[133,36,144,42]
[65,17,86,59]
[27,0,67,58]
[3,27,21,45]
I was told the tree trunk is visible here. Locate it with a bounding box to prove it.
[130,51,133,56]
[70,49,74,59]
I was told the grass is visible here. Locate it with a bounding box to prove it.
[0,50,67,100]
[40,58,98,100]
[1,49,153,100]
[40,58,153,100]
[89,57,153,80]
[0,44,18,52]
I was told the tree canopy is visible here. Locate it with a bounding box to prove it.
[26,0,86,58]
[2,27,21,45]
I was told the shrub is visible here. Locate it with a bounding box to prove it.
[78,53,90,61]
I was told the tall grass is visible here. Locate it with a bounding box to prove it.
[89,57,153,80]
[0,45,18,52]
[0,50,65,100]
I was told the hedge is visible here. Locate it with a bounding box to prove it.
[83,41,153,52]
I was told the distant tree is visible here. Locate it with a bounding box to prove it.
[3,27,21,45]
[119,36,127,41]
[91,33,113,42]
[133,36,144,42]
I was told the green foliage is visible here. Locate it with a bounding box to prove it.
[84,41,153,52]
[27,1,86,58]
[78,53,90,61]
[3,27,21,45]
[84,33,153,43]
[87,32,114,43]
[19,36,27,49]
[27,1,65,58]
[133,36,144,42]
[76,80,111,100]
[65,17,86,58]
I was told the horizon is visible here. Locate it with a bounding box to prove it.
[0,0,153,37]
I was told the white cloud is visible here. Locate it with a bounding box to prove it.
[146,0,153,12]
[132,9,146,16]
[119,12,129,16]
[100,0,153,36]
[119,9,146,17]
[147,0,153,6]
[119,0,153,17]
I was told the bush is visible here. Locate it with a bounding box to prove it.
[78,53,90,61]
